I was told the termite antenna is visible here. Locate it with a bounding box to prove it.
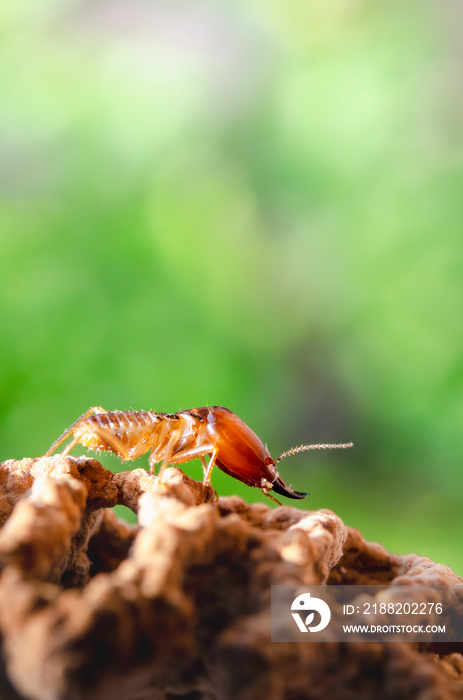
[275,442,353,463]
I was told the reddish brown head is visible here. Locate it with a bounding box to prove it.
[200,406,308,499]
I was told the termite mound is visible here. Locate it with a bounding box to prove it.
[0,455,461,700]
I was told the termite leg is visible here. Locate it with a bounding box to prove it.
[200,456,208,478]
[148,448,156,475]
[51,424,130,462]
[169,444,218,494]
[148,420,171,475]
[156,429,182,482]
[85,425,130,460]
[45,406,108,457]
[260,478,282,506]
[152,442,216,485]
[202,448,218,488]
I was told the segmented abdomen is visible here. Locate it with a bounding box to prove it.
[75,410,162,459]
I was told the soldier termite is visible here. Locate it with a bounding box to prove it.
[45,405,353,505]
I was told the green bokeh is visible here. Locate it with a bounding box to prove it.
[1,1,462,572]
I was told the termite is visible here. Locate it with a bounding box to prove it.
[45,406,353,504]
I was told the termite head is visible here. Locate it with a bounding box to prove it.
[201,406,352,502]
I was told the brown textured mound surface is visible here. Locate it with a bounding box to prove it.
[0,456,461,700]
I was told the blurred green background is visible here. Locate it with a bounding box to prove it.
[1,1,462,573]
